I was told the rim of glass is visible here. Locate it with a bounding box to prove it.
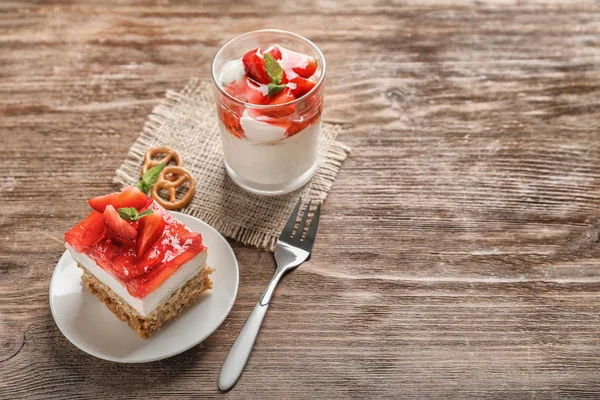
[211,29,326,110]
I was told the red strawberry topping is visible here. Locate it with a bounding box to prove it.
[224,77,265,105]
[136,206,166,258]
[289,77,316,98]
[293,57,317,78]
[103,204,137,244]
[65,192,206,299]
[217,44,322,138]
[265,44,283,60]
[88,186,149,213]
[65,210,106,250]
[242,48,271,84]
[109,246,144,280]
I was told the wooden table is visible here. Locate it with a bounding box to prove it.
[2,1,600,398]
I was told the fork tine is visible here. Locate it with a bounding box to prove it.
[280,198,302,239]
[294,200,312,240]
[302,203,321,248]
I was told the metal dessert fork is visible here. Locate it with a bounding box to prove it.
[218,198,321,391]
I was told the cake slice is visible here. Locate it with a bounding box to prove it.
[64,186,214,338]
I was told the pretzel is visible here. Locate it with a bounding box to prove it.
[150,166,196,210]
[142,146,183,175]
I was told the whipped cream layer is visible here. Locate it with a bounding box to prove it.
[240,110,287,142]
[218,58,246,86]
[66,243,208,317]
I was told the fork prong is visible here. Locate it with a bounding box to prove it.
[280,198,302,240]
[302,203,321,248]
[294,200,312,240]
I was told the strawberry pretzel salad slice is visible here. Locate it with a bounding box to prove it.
[65,180,213,338]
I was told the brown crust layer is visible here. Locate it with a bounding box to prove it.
[79,264,214,339]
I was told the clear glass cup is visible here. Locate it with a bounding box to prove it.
[211,29,326,196]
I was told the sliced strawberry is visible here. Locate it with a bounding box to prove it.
[286,93,322,137]
[268,86,296,104]
[136,207,166,258]
[218,107,244,138]
[287,108,321,137]
[224,77,266,105]
[248,87,296,121]
[65,210,106,250]
[103,204,137,244]
[293,58,317,78]
[265,44,283,60]
[242,48,270,84]
[265,87,297,117]
[88,186,149,213]
[278,47,318,79]
[289,77,316,98]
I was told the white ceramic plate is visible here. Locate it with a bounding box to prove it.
[49,212,239,363]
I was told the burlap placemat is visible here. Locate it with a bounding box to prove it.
[114,78,350,251]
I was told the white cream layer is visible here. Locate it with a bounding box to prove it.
[240,110,287,142]
[219,121,320,185]
[65,243,208,317]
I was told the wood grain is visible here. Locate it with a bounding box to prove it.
[2,0,600,398]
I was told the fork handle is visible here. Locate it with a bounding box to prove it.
[218,301,269,391]
[260,268,286,306]
[219,268,288,391]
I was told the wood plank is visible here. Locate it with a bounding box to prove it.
[2,1,600,398]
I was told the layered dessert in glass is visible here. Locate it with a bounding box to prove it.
[211,29,326,195]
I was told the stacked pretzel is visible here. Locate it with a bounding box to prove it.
[142,146,196,210]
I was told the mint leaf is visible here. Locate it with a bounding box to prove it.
[268,82,286,98]
[117,207,154,221]
[264,53,283,85]
[136,162,165,194]
[118,207,139,221]
[142,163,165,186]
[136,209,154,219]
[135,181,150,194]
